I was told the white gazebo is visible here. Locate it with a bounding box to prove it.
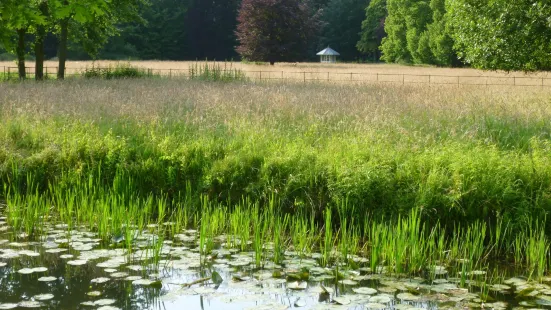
[316,46,340,63]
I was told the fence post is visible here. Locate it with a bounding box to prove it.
[513,76,516,86]
[542,77,544,89]
[281,71,283,80]
[303,72,306,83]
[350,72,353,81]
[260,71,262,81]
[402,74,405,85]
[376,73,378,82]
[169,69,172,78]
[7,67,10,81]
[327,72,329,82]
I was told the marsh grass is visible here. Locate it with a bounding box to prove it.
[82,63,153,79]
[1,78,551,280]
[189,61,248,82]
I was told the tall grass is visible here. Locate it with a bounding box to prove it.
[189,61,248,82]
[1,79,551,277]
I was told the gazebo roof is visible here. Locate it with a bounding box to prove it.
[316,46,340,56]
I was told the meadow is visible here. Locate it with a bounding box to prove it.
[1,72,551,309]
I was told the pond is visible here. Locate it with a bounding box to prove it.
[1,205,551,310]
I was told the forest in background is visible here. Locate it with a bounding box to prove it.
[1,0,551,71]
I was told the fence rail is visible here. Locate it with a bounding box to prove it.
[2,65,551,87]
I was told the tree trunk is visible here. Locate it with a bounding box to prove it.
[16,29,27,80]
[35,2,48,81]
[57,18,69,80]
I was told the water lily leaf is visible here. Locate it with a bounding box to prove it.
[288,281,307,290]
[18,301,42,308]
[94,299,116,306]
[370,295,391,303]
[536,295,551,306]
[32,267,47,273]
[0,304,18,309]
[34,294,54,301]
[516,287,537,298]
[212,271,223,284]
[333,297,350,305]
[91,277,110,284]
[67,260,87,266]
[87,291,102,297]
[340,279,358,286]
[353,287,377,295]
[397,293,420,301]
[294,298,306,307]
[320,284,334,294]
[38,276,57,282]
[490,284,511,292]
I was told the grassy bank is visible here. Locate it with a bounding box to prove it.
[1,79,551,276]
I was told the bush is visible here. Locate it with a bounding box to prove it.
[82,63,152,79]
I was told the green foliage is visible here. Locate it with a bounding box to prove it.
[446,0,551,71]
[356,0,387,60]
[427,0,455,66]
[319,0,370,61]
[82,63,151,79]
[188,62,248,82]
[380,0,457,66]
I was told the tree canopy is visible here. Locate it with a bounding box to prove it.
[1,0,551,71]
[235,0,319,64]
[446,0,551,71]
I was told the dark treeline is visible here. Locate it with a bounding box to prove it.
[1,0,551,72]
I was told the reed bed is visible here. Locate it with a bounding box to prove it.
[1,78,551,280]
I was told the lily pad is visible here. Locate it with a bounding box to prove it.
[38,276,57,282]
[294,298,306,307]
[94,299,116,306]
[340,279,358,286]
[34,294,54,301]
[353,287,378,295]
[370,295,391,303]
[333,297,351,305]
[0,304,18,309]
[397,293,420,301]
[67,260,87,266]
[288,282,307,290]
[18,301,42,308]
[91,277,111,284]
[87,291,102,297]
[17,268,34,274]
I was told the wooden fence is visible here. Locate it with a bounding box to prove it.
[2,65,551,87]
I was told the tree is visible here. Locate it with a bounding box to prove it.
[49,0,146,79]
[427,0,455,66]
[447,0,551,71]
[186,0,241,60]
[235,0,319,65]
[356,0,387,61]
[0,0,46,79]
[319,0,370,61]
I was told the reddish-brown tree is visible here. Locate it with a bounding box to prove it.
[235,0,319,65]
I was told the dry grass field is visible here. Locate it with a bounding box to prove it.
[2,61,551,86]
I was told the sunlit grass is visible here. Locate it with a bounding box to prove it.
[0,78,550,280]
